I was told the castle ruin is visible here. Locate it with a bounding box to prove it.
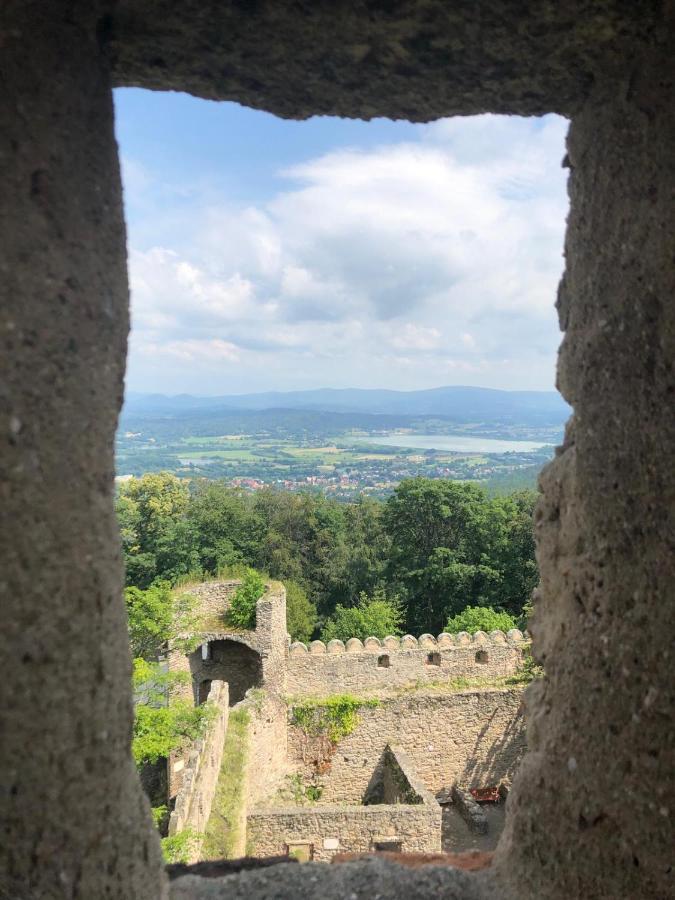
[165,581,528,863]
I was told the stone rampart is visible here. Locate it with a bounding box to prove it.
[287,630,526,696]
[168,681,229,849]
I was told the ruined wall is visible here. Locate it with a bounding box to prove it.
[255,583,289,688]
[248,747,441,862]
[289,690,525,802]
[245,693,289,809]
[287,631,526,697]
[168,681,229,846]
[379,746,426,806]
[168,581,287,706]
[179,580,239,625]
[248,803,441,862]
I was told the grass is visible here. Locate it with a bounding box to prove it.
[287,676,526,706]
[393,675,524,696]
[201,708,250,860]
[181,435,248,444]
[178,449,259,461]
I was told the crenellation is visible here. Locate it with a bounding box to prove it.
[506,628,524,642]
[418,634,437,648]
[363,637,382,652]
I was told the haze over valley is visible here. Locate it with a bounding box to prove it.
[118,385,567,497]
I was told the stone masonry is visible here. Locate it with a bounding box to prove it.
[166,583,526,863]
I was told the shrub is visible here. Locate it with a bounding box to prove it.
[125,582,173,660]
[285,580,317,643]
[161,829,201,864]
[321,587,403,643]
[444,605,517,635]
[226,568,265,630]
[132,659,216,767]
[290,694,380,743]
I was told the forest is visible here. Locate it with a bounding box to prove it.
[117,473,538,640]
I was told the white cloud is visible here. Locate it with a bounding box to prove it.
[123,114,568,393]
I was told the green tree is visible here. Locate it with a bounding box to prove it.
[131,660,214,766]
[490,490,538,617]
[116,473,191,587]
[226,568,266,629]
[285,580,318,643]
[125,582,173,660]
[384,478,502,632]
[187,482,262,574]
[321,588,403,643]
[444,605,517,635]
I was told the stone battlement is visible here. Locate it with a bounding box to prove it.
[286,630,527,697]
[289,629,527,656]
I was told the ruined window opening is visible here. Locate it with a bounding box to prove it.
[475,650,489,664]
[373,839,403,852]
[378,654,390,668]
[286,842,314,862]
[427,652,441,666]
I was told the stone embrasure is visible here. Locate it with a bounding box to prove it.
[108,1,662,119]
[170,857,493,900]
[3,2,673,899]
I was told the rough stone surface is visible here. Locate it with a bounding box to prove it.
[494,24,675,900]
[288,691,525,803]
[287,633,524,696]
[0,3,165,898]
[108,1,662,119]
[249,746,441,861]
[170,857,491,900]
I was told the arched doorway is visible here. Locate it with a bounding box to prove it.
[190,639,263,706]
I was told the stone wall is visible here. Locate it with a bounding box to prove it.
[179,580,239,625]
[287,630,526,697]
[248,746,441,862]
[288,690,525,802]
[245,693,289,809]
[168,681,229,849]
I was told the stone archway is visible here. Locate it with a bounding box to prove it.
[190,639,263,707]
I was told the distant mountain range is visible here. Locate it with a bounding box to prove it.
[124,386,569,426]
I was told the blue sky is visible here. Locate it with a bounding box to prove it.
[115,89,569,395]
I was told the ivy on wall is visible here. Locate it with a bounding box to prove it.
[290,694,380,742]
[289,694,380,773]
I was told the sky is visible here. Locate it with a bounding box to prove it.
[114,89,569,396]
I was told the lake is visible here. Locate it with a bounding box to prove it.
[360,434,553,454]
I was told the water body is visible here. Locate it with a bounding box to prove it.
[361,434,552,453]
